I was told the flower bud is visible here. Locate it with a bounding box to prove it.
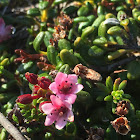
[25,72,38,84]
[32,85,40,95]
[38,77,51,90]
[16,94,33,104]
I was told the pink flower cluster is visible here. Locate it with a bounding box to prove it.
[41,72,83,129]
[0,18,12,43]
[17,72,83,130]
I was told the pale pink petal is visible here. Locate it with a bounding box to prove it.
[63,101,72,110]
[55,72,67,85]
[50,95,63,108]
[65,94,77,104]
[73,84,84,93]
[55,115,67,130]
[45,114,57,126]
[0,18,12,42]
[41,103,54,114]
[5,25,12,35]
[67,74,78,83]
[67,110,74,122]
[0,18,5,30]
[49,82,58,94]
[56,94,65,101]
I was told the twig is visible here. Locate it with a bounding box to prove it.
[2,6,8,15]
[19,86,24,95]
[108,44,140,51]
[2,0,11,15]
[105,56,136,72]
[90,56,137,73]
[0,112,26,140]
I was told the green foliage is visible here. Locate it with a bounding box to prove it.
[1,0,140,139]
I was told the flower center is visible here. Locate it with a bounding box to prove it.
[59,111,64,116]
[58,81,73,94]
[55,106,68,117]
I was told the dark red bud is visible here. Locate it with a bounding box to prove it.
[38,77,51,90]
[16,94,33,104]
[25,72,38,84]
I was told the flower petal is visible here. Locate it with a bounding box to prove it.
[50,95,63,108]
[65,94,77,104]
[41,103,54,114]
[67,110,74,122]
[63,101,72,110]
[5,25,12,35]
[55,115,67,130]
[45,114,57,126]
[73,84,84,93]
[0,18,5,30]
[67,74,78,83]
[49,82,58,94]
[55,72,67,85]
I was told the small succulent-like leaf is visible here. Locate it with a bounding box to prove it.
[104,95,113,101]
[122,94,131,99]
[106,76,113,92]
[96,83,110,94]
[113,78,121,91]
[118,80,127,90]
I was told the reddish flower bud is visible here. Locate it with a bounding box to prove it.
[25,72,38,84]
[38,77,51,90]
[32,85,40,95]
[39,101,51,112]
[16,94,33,104]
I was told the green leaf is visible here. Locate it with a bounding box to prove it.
[104,95,113,101]
[33,32,45,52]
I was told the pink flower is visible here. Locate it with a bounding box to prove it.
[0,18,12,43]
[41,95,74,130]
[49,72,83,104]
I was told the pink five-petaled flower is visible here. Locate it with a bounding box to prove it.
[0,18,12,43]
[49,72,83,104]
[41,95,74,130]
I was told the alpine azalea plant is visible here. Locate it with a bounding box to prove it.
[16,72,83,130]
[41,72,83,129]
[0,18,12,43]
[41,95,74,130]
[49,72,84,104]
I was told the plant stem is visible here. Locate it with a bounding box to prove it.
[0,112,26,140]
